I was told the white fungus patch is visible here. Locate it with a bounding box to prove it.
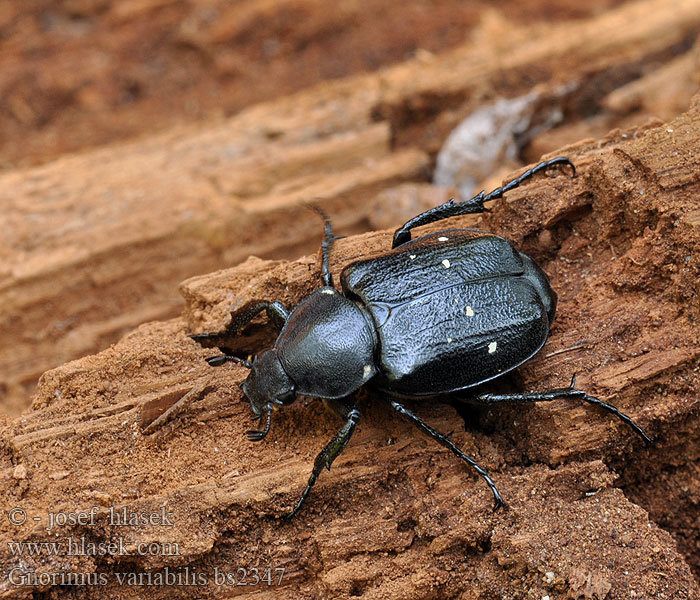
[363,365,372,379]
[447,338,453,343]
[409,254,417,260]
[442,259,451,268]
[488,341,497,354]
[321,289,335,295]
[433,90,566,197]
[438,236,449,242]
[465,306,475,317]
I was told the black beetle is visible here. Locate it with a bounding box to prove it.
[191,157,651,518]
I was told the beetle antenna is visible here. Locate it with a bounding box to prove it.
[206,355,253,369]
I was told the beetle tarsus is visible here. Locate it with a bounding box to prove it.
[579,392,653,446]
[309,204,337,288]
[246,406,273,441]
[493,496,508,512]
[474,378,652,446]
[284,404,361,519]
[190,332,227,344]
[482,156,575,203]
[205,355,253,369]
[386,398,504,509]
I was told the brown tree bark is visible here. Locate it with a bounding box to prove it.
[2,0,700,417]
[2,95,700,597]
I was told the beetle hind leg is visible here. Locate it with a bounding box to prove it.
[285,398,361,519]
[473,374,652,445]
[386,398,505,510]
[481,156,575,203]
[309,205,342,288]
[391,156,575,248]
[246,404,274,441]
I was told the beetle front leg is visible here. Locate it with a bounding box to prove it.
[246,403,274,441]
[472,374,652,445]
[386,398,505,510]
[190,300,290,347]
[392,156,575,248]
[285,399,361,519]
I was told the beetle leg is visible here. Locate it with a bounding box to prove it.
[205,355,253,369]
[285,400,361,519]
[473,374,652,445]
[391,156,575,248]
[309,204,341,288]
[481,156,575,203]
[246,404,274,441]
[190,300,289,347]
[263,301,290,329]
[386,398,505,510]
[392,194,486,248]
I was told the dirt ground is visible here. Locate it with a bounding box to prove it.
[1,0,700,598]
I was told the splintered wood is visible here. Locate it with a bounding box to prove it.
[2,0,700,597]
[2,0,700,416]
[1,96,700,598]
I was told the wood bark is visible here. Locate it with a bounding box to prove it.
[2,0,700,417]
[2,95,700,598]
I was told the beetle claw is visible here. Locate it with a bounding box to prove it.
[189,333,211,342]
[205,354,253,369]
[246,429,268,442]
[246,405,272,442]
[206,355,228,367]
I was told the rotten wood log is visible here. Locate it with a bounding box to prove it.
[2,0,700,416]
[2,95,700,598]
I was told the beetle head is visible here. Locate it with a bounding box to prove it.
[241,350,296,417]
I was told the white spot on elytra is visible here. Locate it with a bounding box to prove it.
[409,254,416,260]
[488,341,497,354]
[447,337,453,343]
[442,259,451,268]
[363,365,372,379]
[438,236,449,242]
[321,289,335,295]
[465,306,475,317]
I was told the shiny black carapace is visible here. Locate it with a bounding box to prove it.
[192,157,651,518]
